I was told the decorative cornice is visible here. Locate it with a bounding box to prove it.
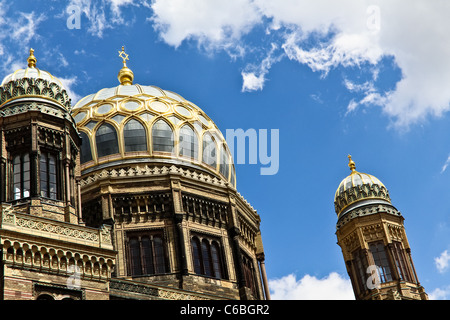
[336,203,401,230]
[1,203,114,250]
[109,278,226,300]
[81,164,228,188]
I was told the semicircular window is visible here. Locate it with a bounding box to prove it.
[80,131,93,163]
[124,119,147,152]
[179,125,198,159]
[202,134,216,168]
[95,123,119,158]
[152,120,174,153]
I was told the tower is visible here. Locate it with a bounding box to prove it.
[71,47,270,300]
[0,49,115,300]
[334,155,427,300]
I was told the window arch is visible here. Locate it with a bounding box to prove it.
[201,240,213,277]
[202,133,216,168]
[242,253,258,297]
[152,120,174,153]
[179,125,198,159]
[79,131,93,163]
[190,235,225,279]
[124,119,147,152]
[95,123,119,158]
[211,241,223,279]
[126,231,168,276]
[12,153,30,200]
[191,237,202,275]
[39,152,58,199]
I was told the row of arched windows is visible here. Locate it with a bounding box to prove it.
[191,236,225,279]
[80,119,232,179]
[125,232,227,280]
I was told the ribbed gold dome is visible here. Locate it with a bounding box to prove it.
[0,48,71,111]
[334,155,391,217]
[71,47,235,187]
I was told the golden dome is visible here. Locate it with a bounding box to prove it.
[71,47,235,186]
[334,155,391,217]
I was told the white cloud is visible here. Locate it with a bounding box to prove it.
[441,156,450,174]
[10,11,46,44]
[149,0,450,128]
[149,0,261,51]
[269,272,354,300]
[241,43,282,92]
[58,76,81,105]
[428,286,450,300]
[67,0,136,37]
[435,250,450,273]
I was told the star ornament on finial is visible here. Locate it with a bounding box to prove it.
[118,45,129,66]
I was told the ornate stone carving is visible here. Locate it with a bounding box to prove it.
[0,78,71,110]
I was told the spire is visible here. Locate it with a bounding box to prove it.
[348,154,356,173]
[117,45,134,85]
[27,48,37,68]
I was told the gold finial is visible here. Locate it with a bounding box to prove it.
[348,154,356,173]
[27,48,37,68]
[117,45,134,85]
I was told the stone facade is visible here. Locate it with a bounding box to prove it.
[0,49,270,300]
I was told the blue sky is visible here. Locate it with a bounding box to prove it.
[3,0,450,299]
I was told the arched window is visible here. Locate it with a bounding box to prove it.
[153,235,166,274]
[201,240,213,277]
[179,125,198,159]
[219,144,230,179]
[211,242,223,279]
[40,152,58,199]
[191,237,202,275]
[126,231,168,276]
[13,153,30,200]
[129,237,142,276]
[242,253,257,297]
[79,131,93,163]
[202,134,216,168]
[124,119,147,152]
[152,120,173,153]
[95,123,119,158]
[191,235,225,279]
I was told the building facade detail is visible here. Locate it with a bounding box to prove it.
[334,155,427,300]
[0,48,269,300]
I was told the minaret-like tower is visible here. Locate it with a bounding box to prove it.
[334,155,427,300]
[0,49,115,300]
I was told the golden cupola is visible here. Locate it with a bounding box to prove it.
[71,46,236,187]
[334,155,391,219]
[0,49,71,111]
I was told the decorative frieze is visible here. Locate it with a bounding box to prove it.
[182,193,228,227]
[0,78,71,110]
[81,164,228,188]
[334,182,391,216]
[109,278,217,300]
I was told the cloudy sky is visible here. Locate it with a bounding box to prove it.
[2,0,450,300]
